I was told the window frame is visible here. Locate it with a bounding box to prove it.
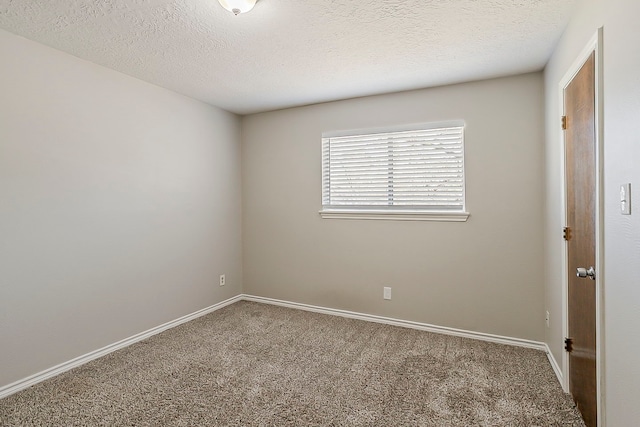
[320,121,470,222]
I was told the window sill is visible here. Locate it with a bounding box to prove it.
[319,210,470,222]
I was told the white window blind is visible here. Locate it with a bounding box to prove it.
[322,124,466,214]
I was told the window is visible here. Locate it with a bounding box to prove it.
[321,122,469,221]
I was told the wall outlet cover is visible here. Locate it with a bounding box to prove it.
[545,311,550,328]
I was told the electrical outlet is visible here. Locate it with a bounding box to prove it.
[219,274,225,286]
[545,311,550,328]
[383,287,392,300]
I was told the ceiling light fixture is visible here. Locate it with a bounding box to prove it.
[217,0,256,15]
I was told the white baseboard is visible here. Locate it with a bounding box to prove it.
[1,293,563,400]
[545,344,566,391]
[0,294,243,399]
[241,294,547,351]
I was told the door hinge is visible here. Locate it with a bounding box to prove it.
[564,337,574,353]
[563,227,572,241]
[562,115,567,130]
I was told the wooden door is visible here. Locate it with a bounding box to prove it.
[564,52,597,427]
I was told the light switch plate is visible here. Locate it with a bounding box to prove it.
[621,183,631,215]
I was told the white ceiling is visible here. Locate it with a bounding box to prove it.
[0,0,577,115]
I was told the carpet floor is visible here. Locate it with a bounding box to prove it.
[0,301,584,426]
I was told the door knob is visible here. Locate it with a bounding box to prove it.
[576,266,596,280]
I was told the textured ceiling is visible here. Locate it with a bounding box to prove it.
[0,0,577,114]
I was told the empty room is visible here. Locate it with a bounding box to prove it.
[0,0,638,426]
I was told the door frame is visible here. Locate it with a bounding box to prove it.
[558,27,605,426]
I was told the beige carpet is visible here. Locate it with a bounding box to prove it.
[0,301,584,426]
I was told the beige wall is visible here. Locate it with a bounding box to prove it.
[242,73,545,341]
[0,30,243,388]
[544,0,640,424]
